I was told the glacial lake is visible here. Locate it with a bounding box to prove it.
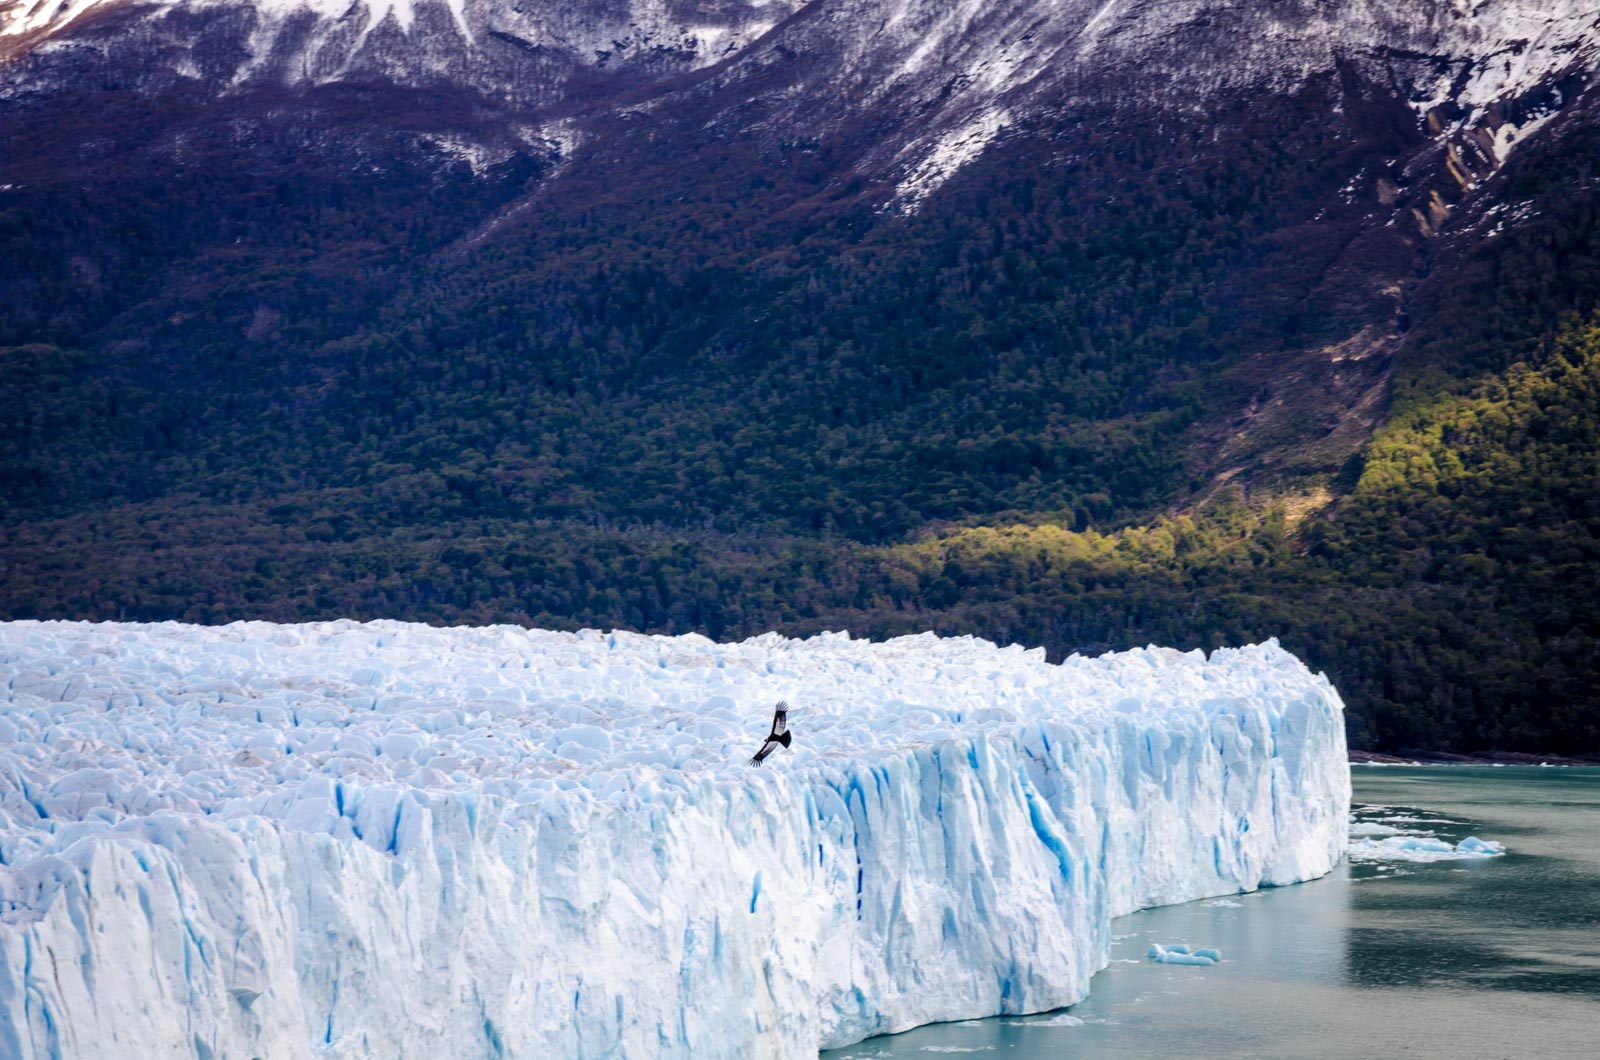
[823,766,1600,1059]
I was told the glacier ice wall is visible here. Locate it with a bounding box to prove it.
[0,621,1348,1057]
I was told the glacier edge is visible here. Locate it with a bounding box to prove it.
[0,621,1349,1058]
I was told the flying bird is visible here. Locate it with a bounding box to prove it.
[748,700,792,766]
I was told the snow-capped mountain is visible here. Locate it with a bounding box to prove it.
[1,0,801,105]
[1,0,799,79]
[4,0,1597,197]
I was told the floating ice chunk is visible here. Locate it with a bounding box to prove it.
[1347,834,1507,863]
[1398,837,1453,853]
[1204,898,1243,907]
[1348,804,1505,866]
[1347,822,1404,837]
[1010,1013,1084,1027]
[1148,943,1217,966]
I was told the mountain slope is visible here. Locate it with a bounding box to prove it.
[2,0,1599,752]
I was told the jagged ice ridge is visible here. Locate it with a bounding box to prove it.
[0,621,1349,1057]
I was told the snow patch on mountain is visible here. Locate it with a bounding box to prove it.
[9,1,1595,103]
[895,107,1009,206]
[0,620,1347,1057]
[1,0,794,54]
[734,0,1600,205]
[4,1,1597,198]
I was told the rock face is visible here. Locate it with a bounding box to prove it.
[4,1,1596,193]
[2,0,799,107]
[0,621,1350,1057]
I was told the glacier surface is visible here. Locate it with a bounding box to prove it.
[0,620,1348,1057]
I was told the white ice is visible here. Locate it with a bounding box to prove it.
[1347,821,1404,837]
[1146,943,1219,966]
[0,620,1348,1058]
[1347,835,1506,864]
[1008,1012,1083,1027]
[1347,803,1507,866]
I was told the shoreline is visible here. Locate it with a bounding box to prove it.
[1349,749,1600,767]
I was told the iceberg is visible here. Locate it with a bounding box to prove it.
[1008,1012,1084,1027]
[1345,804,1506,865]
[1455,837,1504,855]
[1146,943,1220,966]
[0,621,1349,1057]
[1346,834,1506,864]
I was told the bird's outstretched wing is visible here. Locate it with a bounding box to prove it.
[749,700,792,766]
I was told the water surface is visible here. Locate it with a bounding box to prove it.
[823,766,1600,1059]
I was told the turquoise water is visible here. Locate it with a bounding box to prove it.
[823,766,1600,1059]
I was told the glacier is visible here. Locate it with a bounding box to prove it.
[0,620,1349,1058]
